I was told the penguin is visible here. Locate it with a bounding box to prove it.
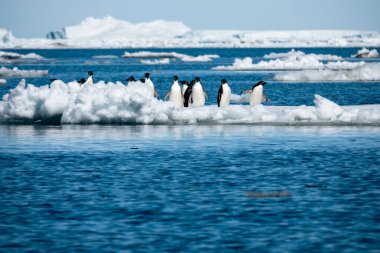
[190,77,208,107]
[83,71,93,86]
[126,76,137,82]
[140,78,146,83]
[144,73,159,98]
[180,80,189,95]
[164,75,183,109]
[183,80,194,107]
[250,81,267,106]
[217,79,231,107]
[77,78,86,86]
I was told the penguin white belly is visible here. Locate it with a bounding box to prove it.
[182,85,188,95]
[170,84,183,109]
[250,85,263,106]
[220,85,231,107]
[84,76,93,86]
[191,83,205,107]
[146,79,154,91]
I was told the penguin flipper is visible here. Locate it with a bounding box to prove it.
[261,93,269,103]
[154,89,159,99]
[217,85,223,107]
[164,91,171,101]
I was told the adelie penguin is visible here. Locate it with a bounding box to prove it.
[83,71,93,86]
[180,80,189,95]
[190,77,208,107]
[217,79,231,107]
[183,80,194,107]
[144,73,159,98]
[249,81,268,106]
[164,75,183,109]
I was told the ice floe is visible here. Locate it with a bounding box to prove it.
[0,79,6,84]
[0,67,48,78]
[140,58,170,65]
[264,49,343,61]
[274,63,380,82]
[92,55,119,59]
[0,80,379,125]
[352,48,379,58]
[123,51,219,62]
[0,50,44,61]
[212,56,324,70]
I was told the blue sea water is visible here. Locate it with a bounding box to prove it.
[0,48,380,252]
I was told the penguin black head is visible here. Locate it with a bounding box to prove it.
[140,78,146,83]
[252,81,267,90]
[195,77,200,82]
[180,80,188,85]
[88,71,93,76]
[145,73,150,79]
[127,76,136,82]
[189,80,195,86]
[50,78,58,82]
[173,75,179,81]
[221,79,227,84]
[78,78,86,84]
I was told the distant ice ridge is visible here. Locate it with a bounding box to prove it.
[352,48,379,58]
[274,63,380,82]
[212,50,367,71]
[0,80,379,125]
[140,58,170,65]
[1,17,380,48]
[0,50,44,61]
[122,51,219,62]
[92,55,118,59]
[0,67,48,78]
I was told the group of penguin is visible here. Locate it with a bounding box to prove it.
[78,71,268,108]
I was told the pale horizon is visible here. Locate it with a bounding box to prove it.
[1,0,379,38]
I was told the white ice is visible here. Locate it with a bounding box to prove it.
[352,48,379,58]
[2,17,380,48]
[140,58,170,65]
[123,51,219,62]
[0,80,379,125]
[0,78,6,84]
[264,49,343,61]
[0,50,44,61]
[0,67,48,78]
[92,55,119,59]
[274,63,380,82]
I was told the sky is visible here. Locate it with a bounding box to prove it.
[0,0,379,38]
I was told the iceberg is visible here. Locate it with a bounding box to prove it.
[0,80,379,125]
[274,63,380,82]
[0,67,48,78]
[1,17,380,48]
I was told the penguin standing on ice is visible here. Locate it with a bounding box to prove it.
[164,75,183,109]
[190,77,208,107]
[217,79,231,107]
[144,73,159,98]
[180,80,189,95]
[183,80,194,107]
[250,81,267,106]
[83,71,93,86]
